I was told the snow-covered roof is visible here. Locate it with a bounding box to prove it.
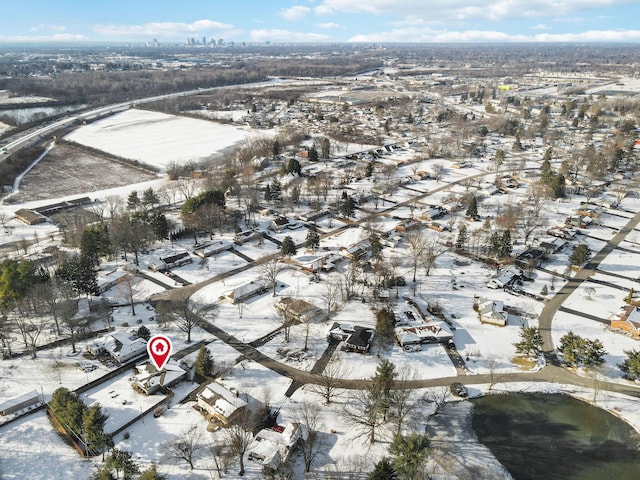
[197,382,247,419]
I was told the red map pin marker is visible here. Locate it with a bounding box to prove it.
[147,335,173,370]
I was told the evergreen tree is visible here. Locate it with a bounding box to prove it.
[368,457,398,480]
[195,346,214,377]
[107,449,140,480]
[286,158,302,175]
[308,146,319,162]
[281,236,297,257]
[584,338,606,367]
[272,140,280,159]
[365,161,375,177]
[389,433,430,480]
[141,187,159,210]
[151,213,169,240]
[305,229,320,250]
[126,191,141,211]
[465,195,478,218]
[339,195,356,218]
[625,288,635,304]
[369,233,383,260]
[320,137,331,159]
[619,349,640,381]
[494,149,505,169]
[550,173,566,198]
[138,464,167,480]
[264,184,272,201]
[92,466,115,480]
[57,254,98,296]
[50,387,85,439]
[570,244,590,266]
[500,229,513,258]
[514,326,543,358]
[456,223,468,250]
[81,224,111,267]
[270,179,282,202]
[137,325,151,341]
[372,359,396,420]
[375,308,396,349]
[83,404,109,456]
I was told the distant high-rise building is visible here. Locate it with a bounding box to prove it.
[202,36,206,46]
[152,38,159,48]
[187,37,195,46]
[217,38,224,46]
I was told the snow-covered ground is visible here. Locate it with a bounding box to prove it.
[66,109,274,171]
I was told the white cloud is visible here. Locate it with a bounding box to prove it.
[93,19,234,39]
[317,0,635,22]
[316,22,344,29]
[531,24,550,30]
[250,29,331,42]
[280,5,311,20]
[348,27,640,43]
[30,24,67,33]
[0,33,87,42]
[314,4,335,15]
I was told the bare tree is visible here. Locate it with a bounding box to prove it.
[116,274,138,316]
[163,426,205,470]
[341,386,384,445]
[406,230,428,282]
[156,300,205,343]
[308,353,349,404]
[293,402,325,473]
[14,311,46,358]
[208,442,232,479]
[225,412,254,476]
[321,274,342,318]
[260,258,285,296]
[432,163,445,182]
[422,386,450,413]
[389,368,420,436]
[60,299,86,354]
[423,238,448,276]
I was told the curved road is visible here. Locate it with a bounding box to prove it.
[151,181,640,399]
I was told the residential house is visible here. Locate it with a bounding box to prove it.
[539,237,567,254]
[224,279,272,304]
[196,382,247,426]
[475,297,508,326]
[487,267,522,289]
[193,241,232,258]
[611,305,640,339]
[327,323,375,353]
[515,248,546,270]
[87,330,147,363]
[161,252,192,270]
[131,360,187,395]
[234,229,263,245]
[248,423,303,473]
[0,390,41,416]
[275,297,323,323]
[395,321,453,347]
[14,208,47,225]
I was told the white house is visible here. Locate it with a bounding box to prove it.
[131,360,187,395]
[88,330,147,363]
[196,382,247,426]
[248,423,303,472]
[224,279,272,304]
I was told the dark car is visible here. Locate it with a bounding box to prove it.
[450,382,468,398]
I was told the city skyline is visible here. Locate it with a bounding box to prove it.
[2,0,640,44]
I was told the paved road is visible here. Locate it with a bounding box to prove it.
[151,174,640,399]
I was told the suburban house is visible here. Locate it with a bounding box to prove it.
[14,208,47,225]
[223,279,272,304]
[275,297,324,323]
[0,390,42,416]
[131,360,187,395]
[611,305,640,338]
[193,241,232,258]
[269,216,298,233]
[88,331,147,363]
[547,225,577,240]
[475,297,508,326]
[395,321,453,347]
[338,241,369,260]
[487,267,523,289]
[196,382,248,426]
[96,269,129,294]
[248,423,304,473]
[328,322,375,353]
[539,237,567,254]
[233,229,263,245]
[515,248,546,270]
[160,252,192,270]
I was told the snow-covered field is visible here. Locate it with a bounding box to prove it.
[66,109,274,171]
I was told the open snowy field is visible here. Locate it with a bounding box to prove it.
[65,109,273,171]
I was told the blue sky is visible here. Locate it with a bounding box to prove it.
[2,0,640,43]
